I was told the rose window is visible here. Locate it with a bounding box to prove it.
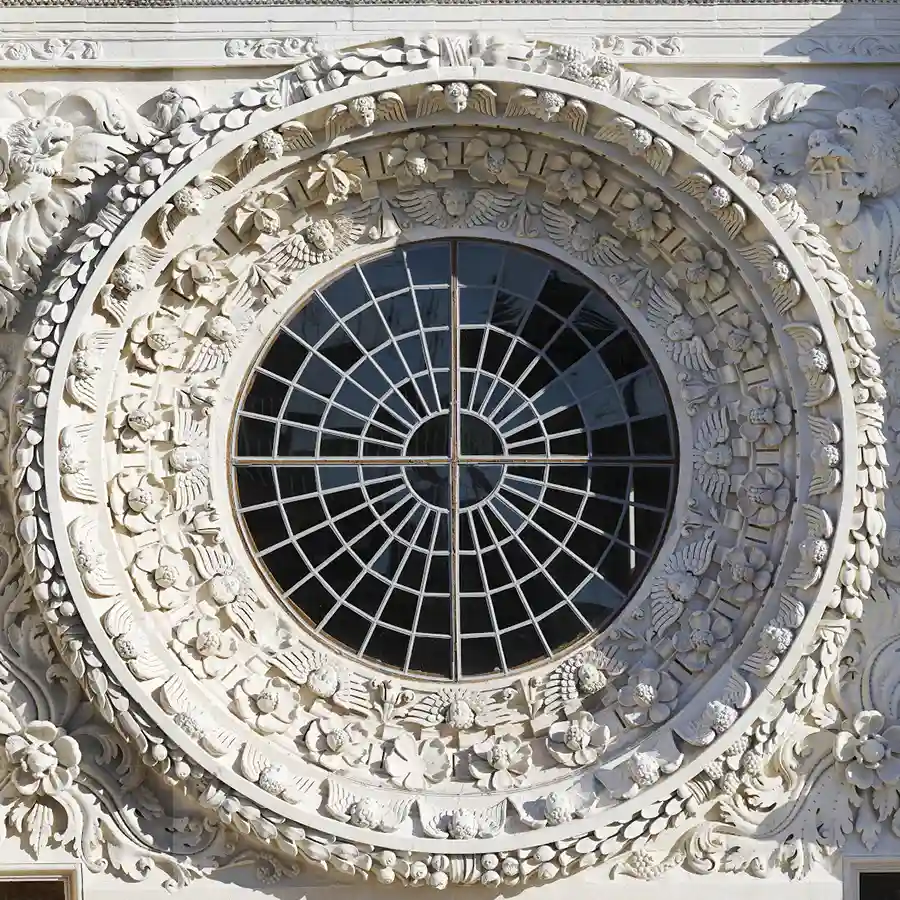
[232,240,677,678]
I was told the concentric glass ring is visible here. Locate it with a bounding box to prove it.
[232,241,678,679]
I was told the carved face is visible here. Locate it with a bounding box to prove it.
[666,315,695,342]
[349,96,376,127]
[703,445,732,468]
[536,90,565,121]
[7,116,74,177]
[442,190,468,218]
[306,220,335,251]
[444,82,470,114]
[667,572,700,602]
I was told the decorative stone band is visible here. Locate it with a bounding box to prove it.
[8,38,881,889]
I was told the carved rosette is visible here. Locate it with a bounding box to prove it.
[10,37,880,888]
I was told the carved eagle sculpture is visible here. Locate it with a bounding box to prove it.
[391,188,519,229]
[648,530,717,639]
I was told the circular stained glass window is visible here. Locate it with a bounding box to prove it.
[232,241,678,679]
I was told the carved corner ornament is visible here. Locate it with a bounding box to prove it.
[0,32,892,893]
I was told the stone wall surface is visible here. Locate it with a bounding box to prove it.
[0,5,895,899]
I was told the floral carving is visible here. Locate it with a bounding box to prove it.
[112,395,167,450]
[172,245,229,304]
[738,468,791,527]
[464,133,528,186]
[385,734,451,789]
[385,133,447,188]
[716,309,769,368]
[615,190,672,244]
[129,313,184,372]
[469,735,532,790]
[739,386,793,448]
[669,244,728,303]
[3,722,80,797]
[305,151,367,206]
[305,717,369,772]
[109,471,167,534]
[547,711,610,767]
[131,544,192,610]
[231,677,297,736]
[544,151,602,203]
[233,190,288,237]
[672,611,733,673]
[616,669,678,727]
[834,711,900,790]
[173,616,238,678]
[717,546,774,602]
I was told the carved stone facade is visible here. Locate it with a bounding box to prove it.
[0,7,898,900]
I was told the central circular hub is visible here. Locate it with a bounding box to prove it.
[405,413,504,509]
[233,240,678,679]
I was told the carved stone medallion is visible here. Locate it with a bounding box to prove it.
[9,36,880,888]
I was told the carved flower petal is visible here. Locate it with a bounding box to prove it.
[846,759,876,789]
[833,732,859,762]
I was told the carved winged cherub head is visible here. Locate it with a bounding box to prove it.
[2,116,74,182]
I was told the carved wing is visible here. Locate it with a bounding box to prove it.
[644,282,714,372]
[280,120,316,152]
[158,675,236,757]
[171,408,210,510]
[510,797,549,829]
[717,202,748,240]
[505,87,538,120]
[331,204,374,252]
[559,99,588,135]
[376,91,407,123]
[239,743,271,783]
[674,171,714,202]
[740,241,780,271]
[380,797,415,832]
[324,105,354,143]
[587,235,629,268]
[185,313,252,374]
[784,323,836,406]
[803,503,834,541]
[809,415,842,496]
[259,230,316,275]
[469,84,498,117]
[696,407,731,451]
[595,115,674,172]
[694,459,730,506]
[392,189,451,228]
[540,201,577,251]
[402,689,452,727]
[102,600,168,681]
[541,659,579,715]
[463,190,518,227]
[59,425,97,503]
[332,671,373,715]
[720,672,753,711]
[325,778,356,822]
[648,579,682,639]
[773,593,805,630]
[66,331,114,411]
[270,645,326,686]
[680,531,717,576]
[479,801,507,836]
[125,240,167,272]
[67,515,118,597]
[417,85,448,119]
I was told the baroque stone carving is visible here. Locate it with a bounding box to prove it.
[0,32,889,894]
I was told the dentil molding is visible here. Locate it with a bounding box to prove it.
[0,28,897,897]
